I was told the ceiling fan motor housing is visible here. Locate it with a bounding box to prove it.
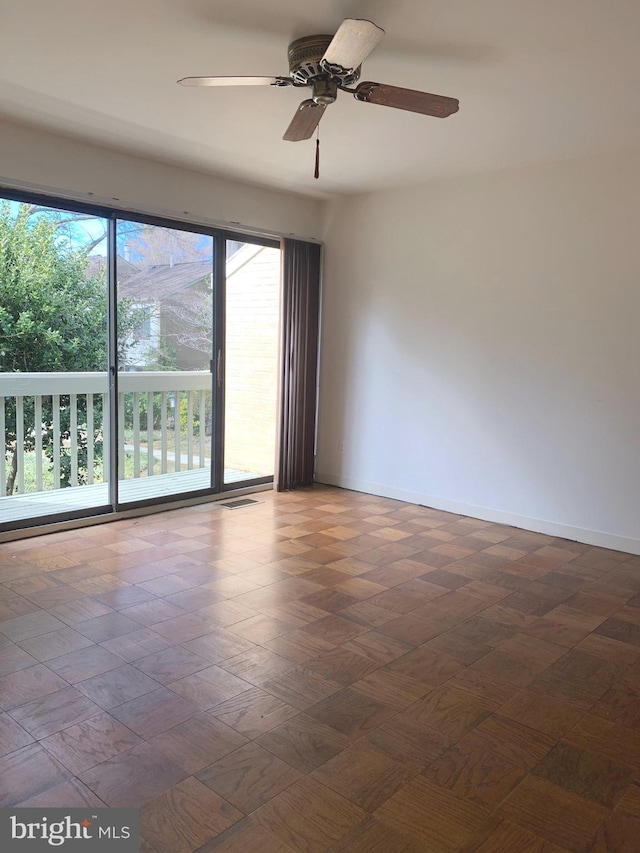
[287,34,361,86]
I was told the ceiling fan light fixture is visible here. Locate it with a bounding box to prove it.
[311,78,338,105]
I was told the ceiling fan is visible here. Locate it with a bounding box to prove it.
[178,18,460,145]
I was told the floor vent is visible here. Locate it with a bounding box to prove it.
[220,498,263,510]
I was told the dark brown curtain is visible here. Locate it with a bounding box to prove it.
[277,238,321,491]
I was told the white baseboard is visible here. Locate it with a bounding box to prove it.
[315,472,640,557]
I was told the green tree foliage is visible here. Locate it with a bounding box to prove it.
[0,202,142,493]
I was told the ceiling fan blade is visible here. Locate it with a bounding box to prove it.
[283,99,326,142]
[321,18,384,75]
[353,81,459,117]
[177,76,292,87]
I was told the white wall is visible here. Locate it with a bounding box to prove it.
[317,151,640,554]
[0,117,322,240]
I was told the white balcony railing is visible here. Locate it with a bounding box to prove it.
[0,371,212,498]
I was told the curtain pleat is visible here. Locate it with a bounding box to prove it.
[277,238,321,491]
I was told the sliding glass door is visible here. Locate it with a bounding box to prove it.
[116,219,216,506]
[223,238,281,487]
[0,199,110,525]
[0,191,282,532]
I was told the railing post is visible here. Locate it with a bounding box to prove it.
[133,391,140,478]
[161,391,168,474]
[70,393,78,487]
[118,392,125,481]
[34,395,43,492]
[199,392,206,470]
[174,391,181,473]
[86,393,94,485]
[187,391,194,470]
[16,396,24,494]
[52,395,60,488]
[102,392,110,484]
[147,392,154,476]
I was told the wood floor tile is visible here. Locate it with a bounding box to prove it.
[458,818,570,852]
[300,614,369,644]
[376,614,452,646]
[197,741,302,813]
[591,683,640,727]
[0,742,70,807]
[0,595,40,621]
[524,607,606,648]
[45,644,124,682]
[253,776,366,853]
[193,816,297,852]
[531,649,625,709]
[263,665,341,710]
[0,642,38,677]
[474,715,555,768]
[405,685,496,745]
[256,712,350,773]
[385,645,463,686]
[262,630,336,663]
[8,686,101,738]
[303,647,379,686]
[209,687,298,738]
[149,612,212,643]
[76,663,160,709]
[48,596,114,625]
[423,730,529,810]
[121,599,187,627]
[451,614,520,646]
[533,741,633,808]
[311,742,415,811]
[75,611,141,642]
[498,689,587,739]
[94,585,157,610]
[375,775,489,852]
[330,816,423,852]
[78,741,187,807]
[110,687,199,737]
[40,711,142,773]
[17,626,95,661]
[365,714,448,769]
[498,775,609,852]
[168,665,251,710]
[17,777,106,808]
[307,686,396,739]
[353,669,432,710]
[595,617,640,648]
[99,627,174,662]
[217,647,294,685]
[0,610,67,641]
[181,629,257,664]
[150,713,248,775]
[140,776,242,853]
[564,714,640,771]
[0,711,34,756]
[0,663,69,711]
[587,813,640,853]
[341,630,413,664]
[134,645,211,683]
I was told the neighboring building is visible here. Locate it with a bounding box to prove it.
[120,259,213,371]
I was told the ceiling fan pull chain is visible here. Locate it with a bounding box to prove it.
[314,131,320,179]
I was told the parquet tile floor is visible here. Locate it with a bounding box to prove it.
[1,485,640,851]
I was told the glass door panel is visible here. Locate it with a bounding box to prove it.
[116,220,214,505]
[223,239,281,486]
[0,199,110,527]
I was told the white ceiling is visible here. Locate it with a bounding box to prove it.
[1,0,639,198]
